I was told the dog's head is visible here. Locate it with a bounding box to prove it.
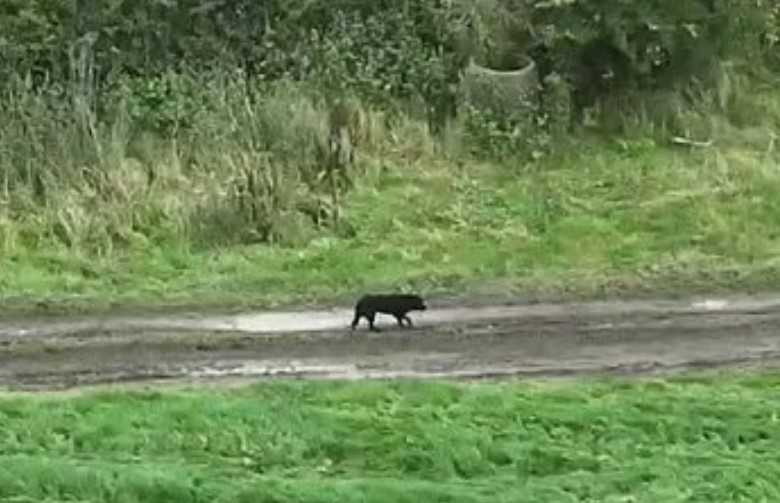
[413,296,427,311]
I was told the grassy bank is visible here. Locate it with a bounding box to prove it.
[3,134,780,315]
[2,74,780,315]
[1,373,779,502]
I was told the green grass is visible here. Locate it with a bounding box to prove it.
[2,73,780,316]
[1,373,780,502]
[3,133,780,316]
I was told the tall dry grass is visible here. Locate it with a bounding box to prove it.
[0,70,444,255]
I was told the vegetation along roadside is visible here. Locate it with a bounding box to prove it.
[0,0,778,315]
[1,373,779,502]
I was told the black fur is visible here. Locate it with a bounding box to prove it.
[350,294,427,332]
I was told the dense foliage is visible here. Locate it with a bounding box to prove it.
[0,0,775,124]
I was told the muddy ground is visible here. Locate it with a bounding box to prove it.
[1,294,780,391]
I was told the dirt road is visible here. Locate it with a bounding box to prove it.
[2,294,780,390]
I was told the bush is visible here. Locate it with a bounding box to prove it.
[0,0,466,128]
[1,0,775,128]
[527,0,774,123]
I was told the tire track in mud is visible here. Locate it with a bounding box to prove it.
[2,294,780,390]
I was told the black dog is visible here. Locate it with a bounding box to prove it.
[350,294,427,332]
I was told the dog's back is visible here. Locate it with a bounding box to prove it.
[358,294,425,315]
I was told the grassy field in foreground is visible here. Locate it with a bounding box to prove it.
[3,133,780,316]
[0,374,779,502]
